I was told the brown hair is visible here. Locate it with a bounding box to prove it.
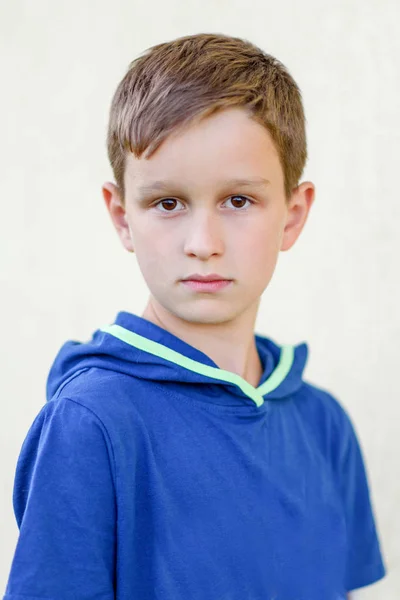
[106,32,308,204]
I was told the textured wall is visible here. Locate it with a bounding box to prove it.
[1,0,398,596]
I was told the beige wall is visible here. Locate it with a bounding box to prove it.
[1,0,398,596]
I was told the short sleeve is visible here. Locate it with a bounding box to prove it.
[3,397,116,600]
[333,405,386,592]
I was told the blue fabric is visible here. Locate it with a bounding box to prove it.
[4,311,386,599]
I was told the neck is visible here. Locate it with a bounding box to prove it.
[141,297,264,388]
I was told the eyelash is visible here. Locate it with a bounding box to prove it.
[153,195,255,213]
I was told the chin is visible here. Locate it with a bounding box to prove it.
[169,303,240,326]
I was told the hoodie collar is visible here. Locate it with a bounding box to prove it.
[46,311,308,409]
[102,312,308,407]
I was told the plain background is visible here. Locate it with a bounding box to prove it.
[1,0,399,597]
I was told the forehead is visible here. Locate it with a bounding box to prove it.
[124,107,283,190]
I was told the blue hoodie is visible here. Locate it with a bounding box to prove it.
[4,311,385,600]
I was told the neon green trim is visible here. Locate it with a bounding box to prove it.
[258,345,295,396]
[100,323,295,407]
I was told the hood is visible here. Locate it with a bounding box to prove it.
[46,311,309,408]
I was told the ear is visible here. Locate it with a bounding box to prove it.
[102,182,134,253]
[280,181,315,252]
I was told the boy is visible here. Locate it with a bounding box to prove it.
[4,33,385,599]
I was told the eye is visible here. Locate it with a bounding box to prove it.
[154,198,184,213]
[153,195,254,213]
[224,195,253,210]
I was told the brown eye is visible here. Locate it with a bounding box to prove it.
[155,199,183,212]
[226,196,252,209]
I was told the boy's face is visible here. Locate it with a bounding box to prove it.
[103,107,314,326]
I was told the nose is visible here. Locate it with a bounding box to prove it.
[183,210,224,260]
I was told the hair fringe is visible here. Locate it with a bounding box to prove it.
[106,33,308,203]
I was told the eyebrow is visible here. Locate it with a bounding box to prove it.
[136,177,271,196]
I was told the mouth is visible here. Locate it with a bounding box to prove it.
[181,273,232,283]
[181,278,233,292]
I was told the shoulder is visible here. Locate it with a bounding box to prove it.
[294,378,352,426]
[51,365,147,423]
[293,380,361,467]
[46,367,154,460]
[20,394,116,462]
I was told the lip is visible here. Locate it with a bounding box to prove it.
[182,273,232,282]
[181,279,232,293]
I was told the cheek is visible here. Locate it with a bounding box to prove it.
[232,224,282,290]
[236,220,282,263]
[134,217,180,252]
[133,229,177,285]
[133,222,166,255]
